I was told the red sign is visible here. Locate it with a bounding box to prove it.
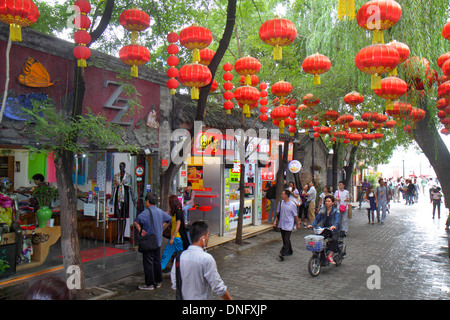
[161,159,168,166]
[261,160,276,181]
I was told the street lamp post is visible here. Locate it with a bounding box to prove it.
[308,131,315,183]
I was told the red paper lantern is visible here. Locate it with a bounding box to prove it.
[386,101,412,126]
[73,45,91,68]
[355,44,400,89]
[302,53,331,85]
[409,107,425,128]
[338,114,354,129]
[179,24,213,62]
[344,91,364,112]
[271,81,293,104]
[387,40,410,75]
[259,17,297,60]
[271,106,291,133]
[347,132,363,145]
[438,81,450,99]
[234,56,261,86]
[0,0,39,42]
[119,44,150,77]
[437,98,449,110]
[222,62,234,114]
[403,56,430,84]
[234,85,260,117]
[166,32,179,94]
[119,8,150,44]
[72,0,91,67]
[442,21,450,40]
[356,0,402,44]
[199,48,215,66]
[178,62,212,100]
[302,93,320,108]
[374,76,407,111]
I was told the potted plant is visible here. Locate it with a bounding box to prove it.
[32,184,58,228]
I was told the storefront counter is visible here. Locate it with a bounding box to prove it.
[225,198,253,232]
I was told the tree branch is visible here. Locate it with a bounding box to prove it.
[88,0,115,46]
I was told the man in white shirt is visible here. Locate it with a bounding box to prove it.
[306,181,317,224]
[171,221,232,300]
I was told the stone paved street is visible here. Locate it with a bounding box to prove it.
[97,197,450,300]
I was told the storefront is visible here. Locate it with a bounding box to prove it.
[176,129,293,236]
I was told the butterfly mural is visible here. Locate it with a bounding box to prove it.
[18,57,54,88]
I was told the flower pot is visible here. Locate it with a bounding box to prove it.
[36,206,52,228]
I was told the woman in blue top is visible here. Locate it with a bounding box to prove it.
[307,195,340,264]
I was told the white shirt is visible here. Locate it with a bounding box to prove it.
[334,189,350,207]
[171,245,227,300]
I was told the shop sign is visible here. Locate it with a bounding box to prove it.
[261,160,276,181]
[193,131,235,157]
[288,160,302,173]
[226,200,253,231]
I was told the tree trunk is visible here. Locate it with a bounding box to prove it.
[332,142,339,191]
[413,98,450,209]
[343,145,358,191]
[54,149,85,297]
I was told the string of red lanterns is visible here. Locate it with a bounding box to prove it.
[0,0,39,42]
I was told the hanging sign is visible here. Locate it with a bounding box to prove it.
[288,160,302,173]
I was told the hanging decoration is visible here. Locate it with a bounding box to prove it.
[356,0,402,44]
[166,32,179,95]
[259,83,269,121]
[271,106,291,134]
[385,101,412,127]
[409,107,425,129]
[442,21,450,41]
[355,44,400,90]
[259,16,297,60]
[373,76,407,111]
[271,81,293,105]
[119,7,151,77]
[302,93,320,108]
[199,48,216,66]
[72,0,92,67]
[338,0,355,21]
[178,62,212,100]
[234,56,261,86]
[302,53,331,85]
[387,40,410,76]
[234,85,260,118]
[222,62,234,114]
[344,91,364,113]
[0,0,39,42]
[179,24,212,63]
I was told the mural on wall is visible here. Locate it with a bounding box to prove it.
[18,57,54,88]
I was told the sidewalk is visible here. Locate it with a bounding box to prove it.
[95,198,450,300]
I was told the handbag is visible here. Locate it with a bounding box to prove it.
[137,208,158,253]
[339,204,347,212]
[361,201,371,209]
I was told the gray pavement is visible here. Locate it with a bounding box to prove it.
[97,197,450,300]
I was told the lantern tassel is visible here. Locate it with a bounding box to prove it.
[389,67,398,77]
[170,89,176,95]
[77,59,87,68]
[191,87,199,100]
[226,110,231,115]
[131,65,139,77]
[193,49,200,62]
[131,31,139,45]
[386,100,394,111]
[243,104,250,117]
[273,45,282,60]
[338,0,355,21]
[371,74,381,90]
[279,120,285,134]
[313,74,321,85]
[10,24,22,42]
[245,75,251,85]
[372,30,384,44]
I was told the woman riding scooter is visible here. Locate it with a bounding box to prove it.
[307,195,340,264]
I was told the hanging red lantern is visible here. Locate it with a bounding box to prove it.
[222,62,234,114]
[385,120,396,131]
[119,44,150,77]
[386,101,412,127]
[179,24,213,63]
[234,85,260,117]
[302,93,320,108]
[271,106,291,133]
[234,56,261,86]
[361,112,379,128]
[403,56,430,85]
[347,132,363,146]
[259,83,269,121]
[178,62,212,100]
[302,53,331,85]
[0,0,39,42]
[344,91,364,112]
[374,76,407,111]
[438,52,450,69]
[338,114,354,129]
[409,107,425,128]
[259,17,297,60]
[321,110,340,124]
[437,98,449,110]
[271,81,293,104]
[356,0,402,44]
[166,32,179,95]
[355,44,400,89]
[442,21,450,40]
[119,8,150,44]
[72,0,91,67]
[438,81,450,99]
[199,48,215,66]
[387,40,410,76]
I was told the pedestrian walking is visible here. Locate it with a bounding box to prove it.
[319,186,332,209]
[134,193,171,291]
[306,181,317,224]
[298,184,309,227]
[364,186,377,224]
[334,181,350,234]
[359,179,371,209]
[171,221,232,300]
[431,187,443,219]
[265,181,277,224]
[406,179,416,205]
[394,178,401,203]
[273,190,300,261]
[375,179,389,223]
[161,195,190,272]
